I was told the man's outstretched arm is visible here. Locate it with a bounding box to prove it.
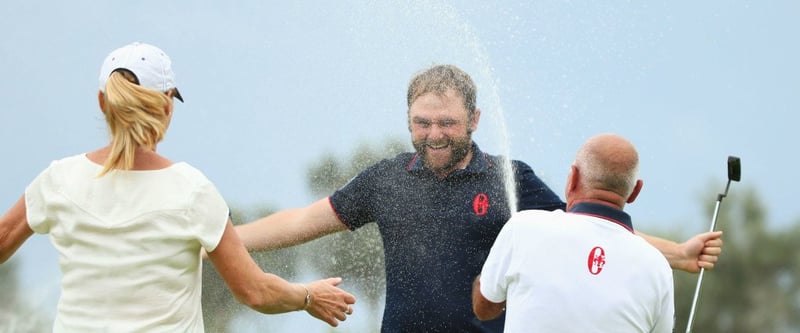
[638,230,723,273]
[236,197,348,252]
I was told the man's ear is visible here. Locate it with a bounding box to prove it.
[469,108,482,133]
[566,165,579,193]
[626,179,644,204]
[563,165,580,211]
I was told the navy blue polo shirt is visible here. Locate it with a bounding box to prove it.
[330,143,565,332]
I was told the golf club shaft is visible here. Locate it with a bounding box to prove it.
[685,194,725,333]
[686,267,706,333]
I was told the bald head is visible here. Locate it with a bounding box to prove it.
[572,133,640,202]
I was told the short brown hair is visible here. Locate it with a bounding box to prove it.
[407,64,477,117]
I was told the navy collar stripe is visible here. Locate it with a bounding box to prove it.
[568,202,634,233]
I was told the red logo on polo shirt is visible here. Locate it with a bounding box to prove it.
[587,246,606,275]
[472,193,489,216]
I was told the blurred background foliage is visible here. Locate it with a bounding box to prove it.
[1,261,51,333]
[201,137,406,333]
[3,138,798,332]
[671,185,800,333]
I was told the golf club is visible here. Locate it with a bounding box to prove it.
[685,156,741,333]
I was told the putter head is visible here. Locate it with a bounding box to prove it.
[728,156,741,182]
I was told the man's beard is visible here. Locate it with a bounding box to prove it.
[413,135,472,174]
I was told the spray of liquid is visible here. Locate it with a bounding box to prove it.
[415,2,520,213]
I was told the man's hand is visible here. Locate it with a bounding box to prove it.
[676,231,724,273]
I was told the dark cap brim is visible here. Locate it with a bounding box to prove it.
[173,88,184,103]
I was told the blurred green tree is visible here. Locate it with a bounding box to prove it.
[201,137,407,332]
[301,138,408,322]
[202,204,304,332]
[0,260,52,332]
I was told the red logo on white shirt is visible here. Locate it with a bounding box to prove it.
[472,193,489,216]
[587,246,606,275]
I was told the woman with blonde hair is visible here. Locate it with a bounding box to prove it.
[0,42,355,332]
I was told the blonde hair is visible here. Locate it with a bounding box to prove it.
[99,71,172,176]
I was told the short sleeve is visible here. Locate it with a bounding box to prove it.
[24,164,55,234]
[188,183,229,252]
[513,160,565,212]
[329,167,379,230]
[479,220,518,303]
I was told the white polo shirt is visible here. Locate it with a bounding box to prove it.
[479,203,674,333]
[25,154,229,333]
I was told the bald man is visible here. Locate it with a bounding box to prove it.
[472,133,674,333]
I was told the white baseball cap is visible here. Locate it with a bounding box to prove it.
[98,42,183,102]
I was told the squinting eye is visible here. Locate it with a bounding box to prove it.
[439,120,457,127]
[414,120,431,128]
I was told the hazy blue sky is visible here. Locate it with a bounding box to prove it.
[2,1,797,331]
